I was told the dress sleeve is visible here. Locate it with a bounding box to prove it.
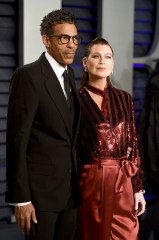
[129,97,144,193]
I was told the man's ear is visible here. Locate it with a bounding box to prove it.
[42,35,50,48]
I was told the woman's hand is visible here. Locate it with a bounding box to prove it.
[134,192,146,216]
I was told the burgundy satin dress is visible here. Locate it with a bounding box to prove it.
[77,84,143,240]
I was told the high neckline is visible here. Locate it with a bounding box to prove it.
[85,83,108,118]
[86,83,107,97]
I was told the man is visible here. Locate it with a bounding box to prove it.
[6,9,81,240]
[139,61,159,239]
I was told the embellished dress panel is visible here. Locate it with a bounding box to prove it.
[77,85,143,240]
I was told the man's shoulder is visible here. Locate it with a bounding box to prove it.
[67,65,74,74]
[67,65,75,80]
[15,53,45,73]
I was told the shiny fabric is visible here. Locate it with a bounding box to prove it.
[77,85,143,240]
[77,158,139,240]
[77,85,143,192]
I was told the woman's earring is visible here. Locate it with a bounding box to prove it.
[84,67,88,72]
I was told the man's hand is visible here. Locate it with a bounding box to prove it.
[134,192,146,216]
[15,203,38,235]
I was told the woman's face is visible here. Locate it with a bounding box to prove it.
[83,44,114,81]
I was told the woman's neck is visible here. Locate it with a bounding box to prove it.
[88,79,107,90]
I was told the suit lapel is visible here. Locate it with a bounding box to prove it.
[40,53,73,138]
[67,67,81,138]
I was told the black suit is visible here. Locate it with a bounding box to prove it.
[139,69,159,239]
[6,53,81,239]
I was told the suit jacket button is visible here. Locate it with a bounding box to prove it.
[68,168,72,173]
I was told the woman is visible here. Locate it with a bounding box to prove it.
[77,38,146,240]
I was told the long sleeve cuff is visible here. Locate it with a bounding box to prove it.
[9,201,31,206]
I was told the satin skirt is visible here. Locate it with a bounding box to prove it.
[77,158,139,240]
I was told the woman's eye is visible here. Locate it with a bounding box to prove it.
[92,55,99,58]
[105,55,112,59]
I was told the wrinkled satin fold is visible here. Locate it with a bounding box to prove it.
[115,158,139,193]
[91,156,139,194]
[77,157,139,240]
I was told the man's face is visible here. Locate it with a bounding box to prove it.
[42,23,78,67]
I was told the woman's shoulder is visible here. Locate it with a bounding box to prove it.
[109,85,132,99]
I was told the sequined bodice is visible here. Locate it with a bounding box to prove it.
[77,85,140,164]
[96,121,127,158]
[77,84,143,192]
